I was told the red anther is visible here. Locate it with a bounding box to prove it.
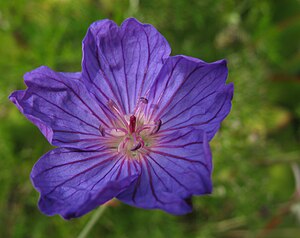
[129,115,136,134]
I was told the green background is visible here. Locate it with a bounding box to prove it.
[1,0,300,237]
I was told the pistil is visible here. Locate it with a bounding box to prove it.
[129,115,136,134]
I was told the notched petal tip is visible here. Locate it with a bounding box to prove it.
[217,58,227,66]
[9,90,24,107]
[226,82,234,99]
[202,132,213,173]
[9,89,54,143]
[88,19,117,32]
[121,17,153,29]
[121,17,141,25]
[23,65,51,86]
[160,195,194,216]
[171,55,227,68]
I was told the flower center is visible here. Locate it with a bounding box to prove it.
[100,98,161,159]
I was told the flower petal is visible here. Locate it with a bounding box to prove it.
[117,128,212,215]
[31,148,140,219]
[81,18,171,114]
[145,56,233,141]
[9,66,109,150]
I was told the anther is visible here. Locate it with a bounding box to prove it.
[107,99,128,127]
[139,97,148,104]
[99,125,105,136]
[133,97,148,115]
[130,142,142,151]
[151,119,162,135]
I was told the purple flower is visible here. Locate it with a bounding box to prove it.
[9,18,233,219]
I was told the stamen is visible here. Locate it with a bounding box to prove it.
[140,97,148,104]
[107,99,120,113]
[107,99,128,127]
[99,125,127,137]
[151,119,162,135]
[118,137,130,152]
[108,128,127,137]
[99,125,105,136]
[133,97,148,115]
[130,142,142,151]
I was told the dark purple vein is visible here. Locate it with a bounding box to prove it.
[37,150,111,176]
[47,75,107,126]
[90,157,123,191]
[43,155,117,196]
[31,92,98,130]
[144,159,164,204]
[148,149,208,169]
[121,35,131,113]
[137,27,151,103]
[160,90,229,132]
[147,154,189,191]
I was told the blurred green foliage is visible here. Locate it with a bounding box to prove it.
[0,0,300,237]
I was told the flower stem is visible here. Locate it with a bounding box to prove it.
[77,206,107,238]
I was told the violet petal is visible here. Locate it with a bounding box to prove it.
[31,148,140,219]
[81,18,171,114]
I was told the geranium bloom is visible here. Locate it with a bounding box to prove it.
[10,18,233,219]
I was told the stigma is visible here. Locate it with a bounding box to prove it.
[129,115,136,134]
